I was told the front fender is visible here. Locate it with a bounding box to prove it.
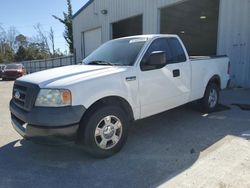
[68,74,140,120]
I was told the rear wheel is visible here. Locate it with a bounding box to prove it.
[78,105,129,158]
[200,83,219,113]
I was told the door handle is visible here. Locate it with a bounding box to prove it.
[173,69,180,77]
[126,76,136,81]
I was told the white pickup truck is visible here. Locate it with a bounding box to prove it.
[10,35,230,157]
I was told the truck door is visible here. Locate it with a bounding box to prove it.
[138,37,191,118]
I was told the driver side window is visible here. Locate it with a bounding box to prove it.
[140,38,172,70]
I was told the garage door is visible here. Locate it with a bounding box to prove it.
[83,28,102,57]
[112,15,143,39]
[160,0,220,56]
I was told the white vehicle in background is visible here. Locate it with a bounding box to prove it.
[10,35,230,157]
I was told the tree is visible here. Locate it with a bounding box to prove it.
[0,25,8,50]
[16,34,27,47]
[15,46,27,62]
[0,47,13,63]
[7,27,19,51]
[3,44,14,62]
[14,41,52,62]
[54,48,64,57]
[0,25,16,63]
[49,27,55,55]
[34,23,51,55]
[53,0,73,54]
[0,24,61,63]
[0,53,3,64]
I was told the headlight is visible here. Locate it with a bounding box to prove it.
[35,89,72,107]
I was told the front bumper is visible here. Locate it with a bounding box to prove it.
[10,99,86,144]
[2,73,22,79]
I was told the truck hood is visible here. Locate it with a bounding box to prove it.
[18,65,128,88]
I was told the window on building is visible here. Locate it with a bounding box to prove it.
[160,0,220,56]
[112,15,143,39]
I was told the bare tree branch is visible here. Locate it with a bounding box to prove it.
[49,27,55,55]
[34,23,51,55]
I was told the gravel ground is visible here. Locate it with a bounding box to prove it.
[0,80,250,188]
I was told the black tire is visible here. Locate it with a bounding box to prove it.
[77,105,129,158]
[200,83,220,113]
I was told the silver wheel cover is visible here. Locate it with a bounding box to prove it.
[94,115,123,150]
[208,88,218,108]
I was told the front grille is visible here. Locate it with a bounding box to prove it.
[12,81,40,111]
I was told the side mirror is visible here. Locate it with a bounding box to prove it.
[142,51,167,71]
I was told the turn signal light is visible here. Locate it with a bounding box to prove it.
[62,90,71,104]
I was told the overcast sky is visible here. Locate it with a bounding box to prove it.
[0,0,88,53]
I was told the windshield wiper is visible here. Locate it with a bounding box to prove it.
[87,60,114,66]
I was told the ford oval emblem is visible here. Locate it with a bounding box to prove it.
[14,91,21,99]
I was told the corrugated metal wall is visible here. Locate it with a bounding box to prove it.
[73,0,184,62]
[217,0,250,87]
[73,0,250,87]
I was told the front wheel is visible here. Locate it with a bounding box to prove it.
[200,83,219,113]
[78,105,129,158]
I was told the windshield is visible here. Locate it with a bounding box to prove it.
[83,38,147,66]
[5,64,21,70]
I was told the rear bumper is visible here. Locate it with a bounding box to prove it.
[10,99,86,144]
[226,79,231,88]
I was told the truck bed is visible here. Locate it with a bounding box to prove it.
[189,55,229,102]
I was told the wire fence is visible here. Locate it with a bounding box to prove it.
[21,55,75,74]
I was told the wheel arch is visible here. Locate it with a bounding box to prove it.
[81,96,135,123]
[203,75,221,96]
[208,75,221,89]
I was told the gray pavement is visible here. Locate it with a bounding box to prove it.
[0,80,250,188]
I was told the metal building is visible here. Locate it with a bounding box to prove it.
[72,0,250,87]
